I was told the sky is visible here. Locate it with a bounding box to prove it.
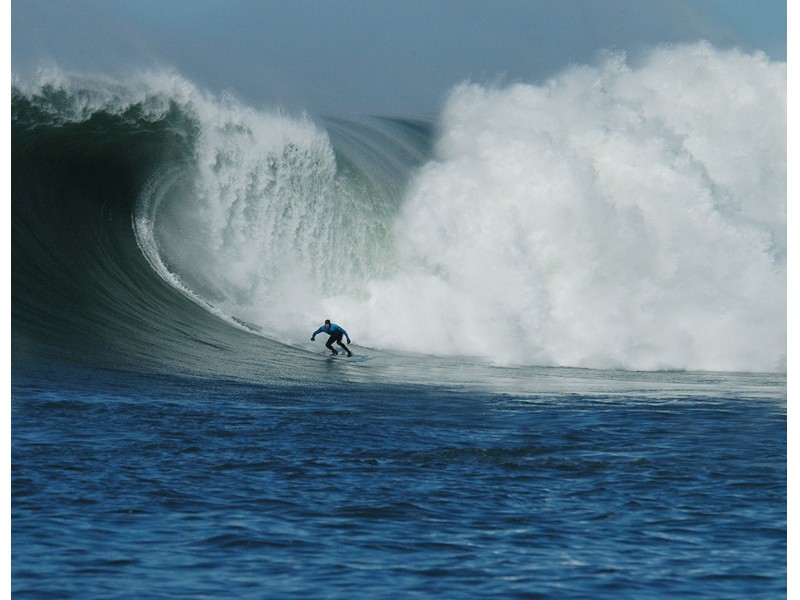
[10,0,788,117]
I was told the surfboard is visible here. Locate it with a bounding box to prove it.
[326,353,370,362]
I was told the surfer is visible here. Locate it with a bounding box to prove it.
[311,319,352,357]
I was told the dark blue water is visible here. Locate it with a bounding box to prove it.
[12,362,786,599]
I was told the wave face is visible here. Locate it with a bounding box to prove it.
[12,43,786,375]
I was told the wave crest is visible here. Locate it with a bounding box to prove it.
[13,44,786,373]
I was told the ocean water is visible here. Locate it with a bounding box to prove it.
[12,363,786,599]
[11,42,786,598]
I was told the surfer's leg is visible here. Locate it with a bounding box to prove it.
[333,332,351,356]
[326,336,338,355]
[337,340,352,357]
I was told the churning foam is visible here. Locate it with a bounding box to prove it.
[327,43,786,371]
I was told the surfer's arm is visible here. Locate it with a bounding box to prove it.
[311,326,325,340]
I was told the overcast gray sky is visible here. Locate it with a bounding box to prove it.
[11,0,787,117]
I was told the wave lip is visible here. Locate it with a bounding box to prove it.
[10,70,295,376]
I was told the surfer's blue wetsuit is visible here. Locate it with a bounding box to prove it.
[311,321,352,356]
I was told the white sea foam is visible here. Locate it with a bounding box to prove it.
[326,43,786,371]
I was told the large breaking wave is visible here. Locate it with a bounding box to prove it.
[12,42,786,374]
